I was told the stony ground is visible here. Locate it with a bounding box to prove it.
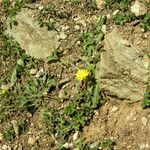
[0,0,150,150]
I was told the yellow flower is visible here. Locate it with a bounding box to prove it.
[75,69,90,81]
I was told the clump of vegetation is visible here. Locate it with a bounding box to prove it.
[142,85,150,109]
[104,0,132,10]
[112,11,135,25]
[37,2,71,30]
[140,13,150,31]
[2,0,36,26]
[2,126,15,141]
[100,139,115,150]
[39,16,104,145]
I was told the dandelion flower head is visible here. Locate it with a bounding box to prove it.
[75,69,90,81]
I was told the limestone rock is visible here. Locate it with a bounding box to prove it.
[97,28,149,102]
[95,0,104,9]
[6,8,60,60]
[131,1,147,17]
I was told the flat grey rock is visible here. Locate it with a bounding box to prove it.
[97,28,149,102]
[6,8,60,59]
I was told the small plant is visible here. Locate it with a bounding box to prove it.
[104,0,132,10]
[140,13,150,31]
[100,139,115,150]
[37,2,70,30]
[2,126,15,141]
[70,0,81,4]
[112,11,135,25]
[142,85,150,109]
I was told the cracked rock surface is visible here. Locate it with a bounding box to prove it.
[6,8,60,60]
[97,28,149,102]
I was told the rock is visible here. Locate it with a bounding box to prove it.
[101,25,107,34]
[0,133,3,140]
[59,32,67,40]
[141,117,147,126]
[97,28,149,102]
[5,8,60,60]
[35,68,44,78]
[145,142,150,148]
[58,89,66,99]
[11,120,19,137]
[2,145,8,150]
[131,1,147,17]
[140,143,146,150]
[30,69,37,75]
[28,137,37,145]
[113,10,119,15]
[73,131,79,141]
[1,84,11,90]
[91,142,100,149]
[110,106,119,113]
[74,25,80,30]
[2,145,11,150]
[95,0,104,9]
[63,143,73,149]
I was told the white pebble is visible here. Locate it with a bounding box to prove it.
[30,69,37,75]
[113,10,119,15]
[2,145,8,150]
[101,25,107,34]
[59,32,67,40]
[0,133,3,140]
[73,131,79,141]
[35,68,44,78]
[111,106,119,113]
[141,117,147,126]
[28,137,37,145]
[74,25,80,30]
[63,143,73,149]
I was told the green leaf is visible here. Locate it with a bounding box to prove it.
[91,84,101,108]
[10,67,17,86]
[100,139,114,149]
[46,55,58,63]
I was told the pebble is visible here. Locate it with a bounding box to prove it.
[94,110,99,116]
[74,25,80,30]
[2,145,11,150]
[0,132,3,140]
[130,1,147,17]
[120,39,130,47]
[63,143,73,149]
[95,0,103,9]
[141,117,147,126]
[73,131,79,141]
[101,25,107,34]
[11,120,19,137]
[35,68,44,78]
[58,89,66,99]
[139,143,149,150]
[28,137,37,145]
[61,25,70,31]
[90,142,99,149]
[1,84,11,90]
[113,10,119,15]
[106,13,111,19]
[110,106,119,113]
[30,69,37,75]
[38,5,43,10]
[18,145,23,150]
[59,32,67,40]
